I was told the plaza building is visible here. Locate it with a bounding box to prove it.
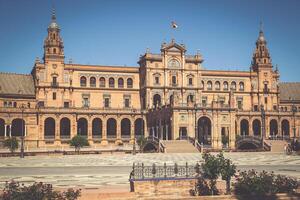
[0,12,299,150]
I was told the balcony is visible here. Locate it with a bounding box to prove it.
[51,82,59,87]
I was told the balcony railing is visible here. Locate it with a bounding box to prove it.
[44,135,55,140]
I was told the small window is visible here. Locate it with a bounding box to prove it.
[100,77,105,87]
[124,98,130,108]
[38,101,45,108]
[273,105,277,111]
[254,105,258,111]
[53,48,56,54]
[237,100,243,110]
[127,78,133,88]
[187,95,194,103]
[8,102,12,107]
[53,92,56,100]
[104,98,110,108]
[80,76,87,87]
[215,81,220,90]
[118,78,124,88]
[13,102,17,108]
[239,82,244,91]
[172,76,177,85]
[90,77,96,87]
[64,102,70,108]
[223,81,228,90]
[83,97,89,108]
[265,97,268,104]
[109,78,115,88]
[231,82,236,91]
[207,81,212,90]
[154,76,160,85]
[202,99,207,107]
[4,101,7,107]
[188,78,193,86]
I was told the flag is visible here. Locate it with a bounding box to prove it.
[171,21,178,29]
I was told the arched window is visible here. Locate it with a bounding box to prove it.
[200,81,205,89]
[80,76,87,87]
[127,78,133,88]
[153,94,161,107]
[223,81,228,90]
[187,95,194,103]
[231,81,236,91]
[215,81,220,90]
[99,77,105,87]
[188,77,193,86]
[207,81,212,90]
[53,48,56,54]
[109,78,115,88]
[118,78,124,88]
[90,77,96,87]
[172,76,177,86]
[239,82,244,91]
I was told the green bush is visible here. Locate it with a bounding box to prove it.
[218,153,236,194]
[136,136,147,153]
[0,180,81,200]
[69,135,89,153]
[234,170,298,198]
[3,137,19,153]
[221,135,229,146]
[190,176,212,196]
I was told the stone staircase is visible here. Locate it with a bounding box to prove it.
[265,140,288,152]
[161,140,199,153]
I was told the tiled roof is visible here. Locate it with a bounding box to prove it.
[0,73,35,97]
[279,82,300,101]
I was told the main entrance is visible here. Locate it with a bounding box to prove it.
[197,117,212,145]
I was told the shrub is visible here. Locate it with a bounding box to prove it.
[3,137,19,153]
[234,169,298,198]
[69,135,89,153]
[136,136,147,153]
[0,180,81,200]
[218,153,236,194]
[190,176,212,196]
[221,135,229,146]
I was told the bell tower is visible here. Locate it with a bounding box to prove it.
[43,9,64,63]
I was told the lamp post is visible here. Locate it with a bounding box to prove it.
[20,103,26,158]
[261,105,266,149]
[292,103,297,139]
[194,103,197,146]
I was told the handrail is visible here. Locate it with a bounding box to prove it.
[187,136,201,152]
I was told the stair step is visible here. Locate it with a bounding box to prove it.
[161,140,199,153]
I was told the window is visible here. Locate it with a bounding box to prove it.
[202,97,207,107]
[127,78,133,88]
[53,48,56,54]
[239,82,244,91]
[109,78,115,88]
[154,76,160,85]
[273,105,277,111]
[254,105,258,111]
[207,81,212,90]
[237,99,243,110]
[4,101,7,107]
[53,77,57,84]
[83,97,89,108]
[64,102,70,108]
[118,78,124,88]
[187,95,194,103]
[80,76,87,87]
[231,82,236,91]
[90,77,96,87]
[265,97,268,104]
[99,77,105,87]
[104,98,110,108]
[38,101,45,108]
[172,76,177,86]
[188,78,193,86]
[124,99,130,108]
[223,81,228,90]
[8,102,12,107]
[264,83,268,93]
[215,81,220,90]
[53,92,56,100]
[13,102,17,108]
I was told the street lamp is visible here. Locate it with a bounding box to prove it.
[261,105,266,149]
[20,103,26,158]
[194,103,197,146]
[292,103,297,139]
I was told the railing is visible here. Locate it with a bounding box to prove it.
[187,136,201,152]
[130,162,201,180]
[146,136,165,153]
[44,135,55,140]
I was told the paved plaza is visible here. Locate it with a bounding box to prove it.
[0,152,299,189]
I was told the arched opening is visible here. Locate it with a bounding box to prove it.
[253,119,261,136]
[215,81,220,90]
[77,118,88,136]
[171,76,177,85]
[44,117,55,139]
[90,77,96,87]
[0,118,5,137]
[92,118,102,139]
[127,78,133,88]
[198,117,211,145]
[80,76,87,87]
[238,142,260,150]
[153,94,161,107]
[239,82,244,91]
[107,118,117,138]
[109,78,115,88]
[118,78,124,88]
[207,81,212,90]
[11,118,25,137]
[143,142,158,153]
[240,119,249,136]
[223,81,228,90]
[231,81,236,91]
[270,119,278,137]
[187,94,194,103]
[121,118,131,138]
[60,118,70,138]
[134,118,144,137]
[99,77,105,87]
[169,95,174,105]
[282,120,290,138]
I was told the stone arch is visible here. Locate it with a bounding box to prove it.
[90,77,96,87]
[92,118,102,138]
[77,118,88,136]
[252,119,261,136]
[240,119,249,136]
[127,78,133,88]
[231,81,236,90]
[80,76,87,87]
[134,118,144,137]
[109,77,115,88]
[223,81,229,90]
[153,94,161,107]
[197,116,212,145]
[107,118,117,138]
[118,78,124,88]
[281,119,290,137]
[0,118,5,137]
[99,77,105,87]
[44,117,55,138]
[11,118,25,137]
[121,118,131,138]
[270,119,278,137]
[60,117,71,138]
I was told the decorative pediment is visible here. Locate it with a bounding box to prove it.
[161,40,186,53]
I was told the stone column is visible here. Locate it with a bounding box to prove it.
[115,118,122,144]
[249,120,253,136]
[101,118,108,145]
[130,120,135,144]
[71,116,77,138]
[144,118,148,137]
[166,124,169,140]
[9,125,12,137]
[4,124,7,137]
[55,116,60,140]
[88,117,92,140]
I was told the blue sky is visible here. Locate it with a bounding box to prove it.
[0,0,299,82]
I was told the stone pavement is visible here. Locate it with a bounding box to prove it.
[0,152,299,189]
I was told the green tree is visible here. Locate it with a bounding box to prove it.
[217,153,236,194]
[3,137,19,153]
[69,135,89,153]
[136,136,147,153]
[201,153,221,195]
